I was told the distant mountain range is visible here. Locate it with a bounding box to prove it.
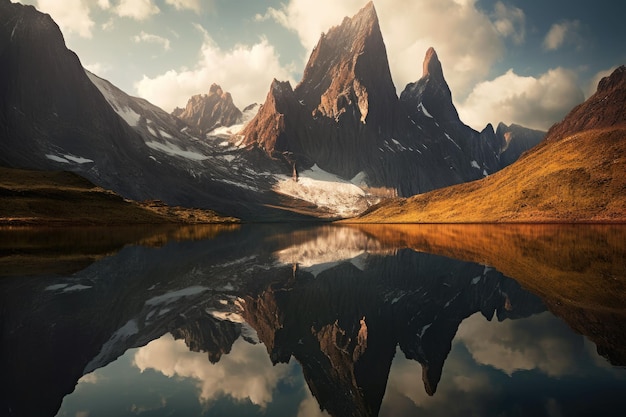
[0,0,546,221]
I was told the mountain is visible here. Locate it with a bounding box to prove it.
[241,2,543,197]
[0,0,543,221]
[172,83,243,136]
[0,0,321,221]
[353,66,626,223]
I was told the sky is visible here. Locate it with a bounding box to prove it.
[19,0,626,131]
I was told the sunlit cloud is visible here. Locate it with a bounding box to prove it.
[133,334,291,407]
[114,0,160,21]
[492,1,526,44]
[134,26,296,111]
[36,0,94,38]
[457,67,584,130]
[456,312,586,377]
[297,387,331,417]
[382,311,603,416]
[165,0,202,13]
[77,372,101,384]
[259,0,510,100]
[543,20,583,51]
[383,345,496,416]
[133,31,171,51]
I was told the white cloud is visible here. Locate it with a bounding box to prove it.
[133,31,171,51]
[383,345,496,416]
[134,27,296,112]
[165,0,202,13]
[133,334,291,407]
[114,0,160,20]
[543,20,582,51]
[297,388,331,417]
[97,0,111,9]
[260,0,507,99]
[457,67,584,130]
[36,0,94,38]
[492,1,526,44]
[456,312,586,377]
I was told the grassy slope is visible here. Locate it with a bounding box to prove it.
[0,167,238,225]
[352,127,626,223]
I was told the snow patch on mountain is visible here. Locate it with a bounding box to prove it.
[208,103,260,139]
[45,154,69,163]
[274,164,373,217]
[116,106,141,126]
[86,70,141,126]
[46,153,94,164]
[418,102,433,118]
[145,141,208,161]
[145,286,209,306]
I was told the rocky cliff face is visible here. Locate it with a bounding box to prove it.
[0,1,145,180]
[241,2,543,196]
[172,83,243,136]
[242,2,398,179]
[0,0,545,220]
[546,65,626,141]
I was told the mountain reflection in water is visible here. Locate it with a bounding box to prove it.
[1,224,625,417]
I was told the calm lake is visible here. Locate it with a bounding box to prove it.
[1,223,626,417]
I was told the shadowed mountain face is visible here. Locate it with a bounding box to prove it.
[241,3,543,196]
[0,1,543,220]
[0,1,319,221]
[355,65,626,223]
[3,224,625,417]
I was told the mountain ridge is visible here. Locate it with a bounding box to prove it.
[351,65,626,223]
[241,3,543,196]
[1,0,546,221]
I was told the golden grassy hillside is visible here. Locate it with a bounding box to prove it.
[352,127,626,223]
[0,166,238,225]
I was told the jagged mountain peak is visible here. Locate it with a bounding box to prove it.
[422,47,444,80]
[295,0,395,123]
[208,83,224,96]
[598,65,626,93]
[172,83,242,134]
[400,46,460,125]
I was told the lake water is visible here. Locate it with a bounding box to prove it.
[1,224,626,417]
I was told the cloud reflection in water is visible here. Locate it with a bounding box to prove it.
[133,334,292,408]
